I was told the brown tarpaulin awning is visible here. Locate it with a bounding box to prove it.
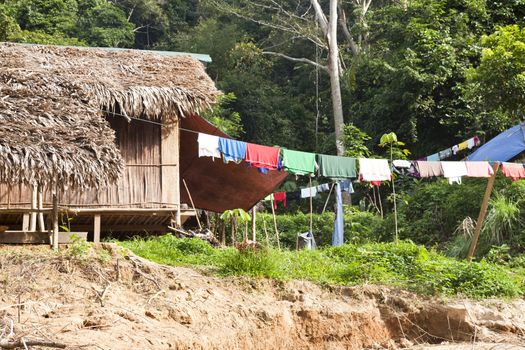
[180,114,288,212]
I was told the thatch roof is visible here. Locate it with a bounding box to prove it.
[0,42,220,190]
[0,43,220,121]
[0,71,124,190]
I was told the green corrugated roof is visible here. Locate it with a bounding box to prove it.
[10,42,212,63]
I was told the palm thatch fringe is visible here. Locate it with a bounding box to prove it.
[0,66,124,191]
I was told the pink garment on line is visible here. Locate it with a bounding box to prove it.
[465,162,494,178]
[245,143,280,170]
[416,161,443,178]
[501,163,525,181]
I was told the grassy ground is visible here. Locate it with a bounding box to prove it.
[120,235,525,299]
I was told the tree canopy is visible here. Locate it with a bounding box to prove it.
[0,0,524,155]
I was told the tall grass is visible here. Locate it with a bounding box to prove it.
[121,235,525,298]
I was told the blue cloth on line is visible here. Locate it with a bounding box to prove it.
[219,138,247,164]
[427,153,440,161]
[340,180,354,193]
[332,182,344,246]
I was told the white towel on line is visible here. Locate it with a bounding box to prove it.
[300,187,318,198]
[359,158,391,182]
[198,133,221,160]
[441,161,468,185]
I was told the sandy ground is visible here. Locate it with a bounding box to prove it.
[0,244,522,350]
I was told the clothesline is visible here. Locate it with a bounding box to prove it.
[424,136,482,161]
[197,130,525,184]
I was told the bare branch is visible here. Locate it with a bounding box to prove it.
[310,0,329,35]
[262,51,329,72]
[338,3,360,56]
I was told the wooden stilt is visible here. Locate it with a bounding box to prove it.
[37,188,45,232]
[30,185,37,232]
[52,192,59,251]
[251,206,257,242]
[93,215,101,243]
[467,163,500,261]
[22,214,30,232]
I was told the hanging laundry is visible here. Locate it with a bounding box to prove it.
[273,192,286,209]
[281,149,316,175]
[263,193,274,201]
[331,182,344,246]
[317,154,357,179]
[358,158,391,182]
[467,137,479,149]
[300,186,318,198]
[465,162,494,178]
[245,143,280,170]
[198,133,221,160]
[371,181,382,186]
[219,138,247,164]
[416,161,443,178]
[393,160,411,168]
[458,141,469,151]
[340,180,354,193]
[441,161,468,184]
[501,163,525,181]
[439,148,453,160]
[287,191,301,200]
[452,145,459,155]
[427,153,440,161]
[316,183,330,192]
[474,136,481,146]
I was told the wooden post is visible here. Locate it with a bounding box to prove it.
[93,215,101,243]
[270,196,280,249]
[37,188,45,232]
[52,192,59,251]
[182,179,202,230]
[322,183,335,214]
[262,218,270,246]
[467,163,500,261]
[251,207,257,242]
[22,214,30,232]
[161,120,180,208]
[309,177,313,234]
[30,185,37,232]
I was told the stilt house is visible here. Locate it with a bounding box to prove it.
[0,43,287,242]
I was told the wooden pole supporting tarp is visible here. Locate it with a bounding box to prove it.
[270,196,280,249]
[251,206,257,242]
[182,178,202,230]
[467,163,500,261]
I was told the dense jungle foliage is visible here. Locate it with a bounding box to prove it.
[2,1,525,258]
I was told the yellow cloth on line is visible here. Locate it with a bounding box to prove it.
[457,141,469,151]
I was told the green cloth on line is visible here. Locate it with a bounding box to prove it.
[282,149,316,175]
[317,154,357,179]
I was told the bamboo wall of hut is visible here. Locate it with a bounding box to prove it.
[0,117,168,209]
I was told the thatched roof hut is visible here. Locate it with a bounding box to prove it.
[0,43,286,241]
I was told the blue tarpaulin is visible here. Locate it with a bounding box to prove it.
[332,182,344,246]
[468,124,525,162]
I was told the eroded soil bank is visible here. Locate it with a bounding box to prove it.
[0,244,523,349]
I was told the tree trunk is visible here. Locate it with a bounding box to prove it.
[328,0,345,156]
